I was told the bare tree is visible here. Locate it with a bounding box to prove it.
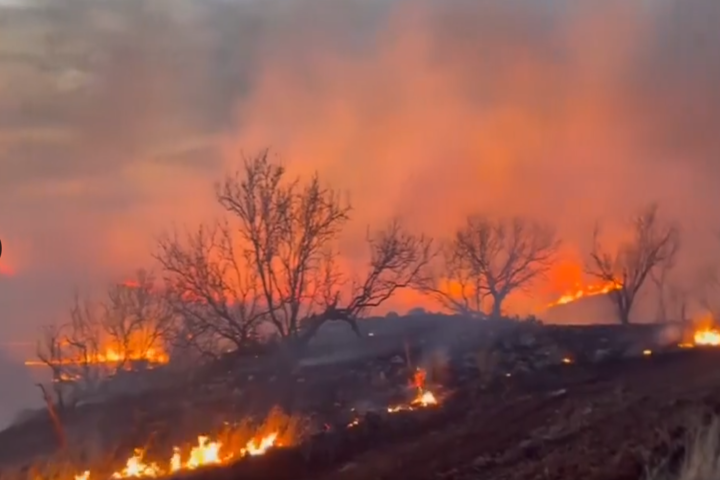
[425,216,559,318]
[650,248,677,322]
[696,231,720,322]
[35,293,104,407]
[155,222,265,359]
[667,283,690,323]
[36,324,72,411]
[214,151,433,354]
[423,243,489,317]
[292,220,434,348]
[587,204,680,325]
[100,269,174,369]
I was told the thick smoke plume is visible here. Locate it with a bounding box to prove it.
[1,0,720,342]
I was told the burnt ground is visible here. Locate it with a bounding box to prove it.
[186,348,720,480]
[0,321,713,480]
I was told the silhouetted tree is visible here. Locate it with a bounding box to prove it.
[159,150,433,357]
[156,222,265,359]
[586,204,680,325]
[426,216,559,318]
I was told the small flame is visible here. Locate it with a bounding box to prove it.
[111,450,161,478]
[412,390,437,406]
[184,436,223,470]
[241,432,278,456]
[694,328,720,346]
[548,281,620,307]
[25,346,169,368]
[387,368,438,412]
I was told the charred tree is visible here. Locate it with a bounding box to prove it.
[425,216,559,318]
[586,204,679,325]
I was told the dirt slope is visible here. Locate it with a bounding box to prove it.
[304,349,720,480]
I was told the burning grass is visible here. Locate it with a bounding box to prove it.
[2,408,306,480]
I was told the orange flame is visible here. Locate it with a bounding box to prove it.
[694,328,720,346]
[388,368,438,412]
[24,346,169,368]
[75,431,281,480]
[548,281,620,308]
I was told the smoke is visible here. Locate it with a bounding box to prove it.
[1,0,720,339]
[0,347,42,431]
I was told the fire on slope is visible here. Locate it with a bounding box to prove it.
[25,347,169,368]
[387,368,438,413]
[547,281,621,308]
[694,328,720,346]
[74,433,279,480]
[70,409,298,480]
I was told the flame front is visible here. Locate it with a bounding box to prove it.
[25,345,169,368]
[111,450,160,478]
[241,432,278,456]
[548,281,620,308]
[694,328,720,346]
[75,431,280,480]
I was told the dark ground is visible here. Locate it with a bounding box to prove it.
[179,348,720,480]
[309,349,720,480]
[0,320,713,480]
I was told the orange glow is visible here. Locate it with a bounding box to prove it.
[388,367,438,412]
[547,281,620,308]
[94,432,280,480]
[65,408,299,480]
[694,328,720,346]
[4,0,720,345]
[0,262,14,276]
[24,345,168,368]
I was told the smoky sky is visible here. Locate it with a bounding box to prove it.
[1,0,720,352]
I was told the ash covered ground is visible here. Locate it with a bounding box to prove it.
[0,314,710,480]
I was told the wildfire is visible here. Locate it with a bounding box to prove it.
[548,281,620,308]
[387,368,438,412]
[25,347,169,367]
[74,431,280,480]
[677,313,720,348]
[693,328,720,346]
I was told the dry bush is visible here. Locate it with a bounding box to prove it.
[646,416,720,480]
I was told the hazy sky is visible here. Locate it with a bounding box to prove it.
[1,0,720,354]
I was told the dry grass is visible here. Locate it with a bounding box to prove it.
[647,416,720,480]
[0,407,308,480]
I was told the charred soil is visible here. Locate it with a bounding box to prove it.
[182,349,720,480]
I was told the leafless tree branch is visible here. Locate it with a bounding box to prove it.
[586,203,680,324]
[155,221,265,359]
[425,215,559,317]
[207,151,433,356]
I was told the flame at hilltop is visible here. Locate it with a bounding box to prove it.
[548,281,620,308]
[24,347,169,367]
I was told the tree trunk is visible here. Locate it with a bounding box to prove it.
[618,305,631,325]
[490,294,505,319]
